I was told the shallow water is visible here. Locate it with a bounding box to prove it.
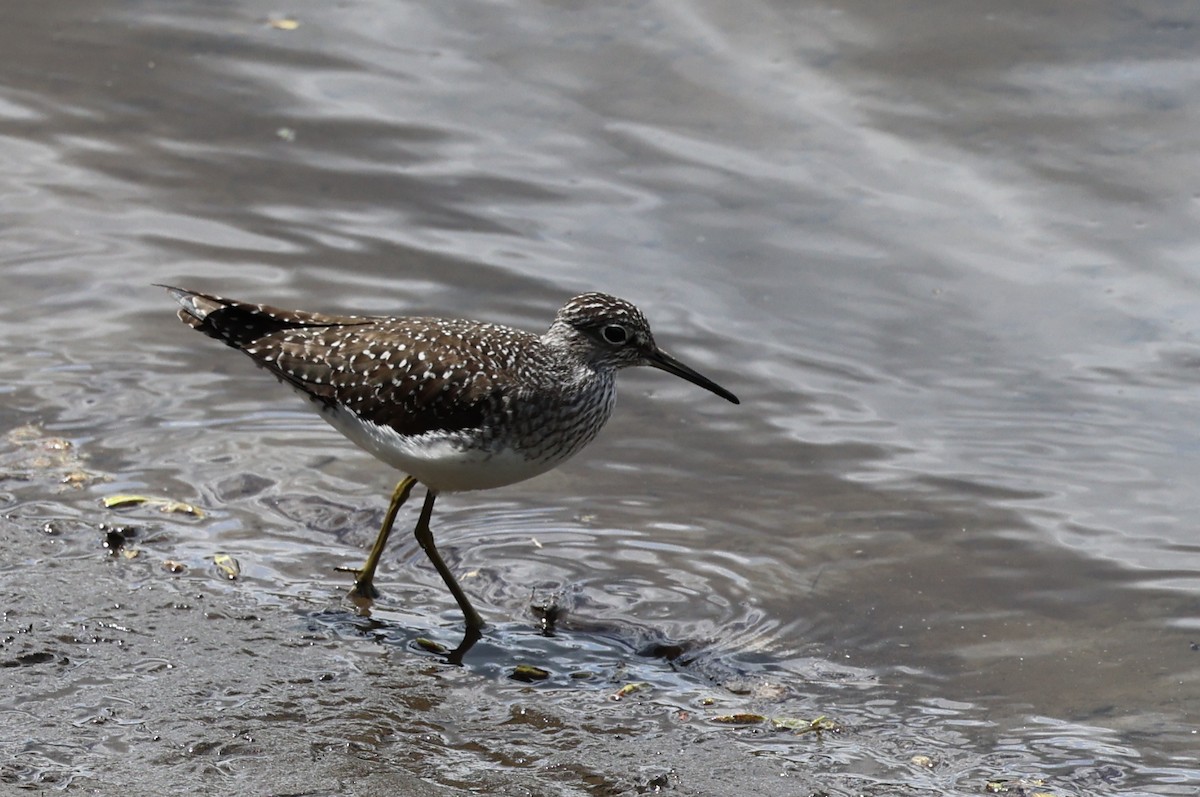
[2,0,1199,794]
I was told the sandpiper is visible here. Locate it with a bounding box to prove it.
[164,286,738,638]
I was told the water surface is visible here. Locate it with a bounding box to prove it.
[2,0,1198,794]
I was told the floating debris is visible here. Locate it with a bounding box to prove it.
[60,471,94,487]
[984,777,1054,796]
[102,494,204,518]
[711,713,766,725]
[414,638,447,655]
[705,714,842,735]
[510,664,551,683]
[788,715,841,736]
[213,554,240,580]
[610,682,650,701]
[162,560,187,574]
[3,424,103,489]
[267,17,299,30]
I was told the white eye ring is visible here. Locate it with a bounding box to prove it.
[601,324,628,344]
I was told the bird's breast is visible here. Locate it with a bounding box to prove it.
[320,372,618,492]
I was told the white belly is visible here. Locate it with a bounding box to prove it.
[322,406,564,492]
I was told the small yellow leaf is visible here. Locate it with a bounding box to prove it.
[159,500,204,518]
[268,17,299,30]
[102,494,204,517]
[103,494,153,508]
[213,554,240,580]
[610,682,649,701]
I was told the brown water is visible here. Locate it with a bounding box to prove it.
[2,1,1198,794]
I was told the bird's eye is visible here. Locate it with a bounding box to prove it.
[601,324,628,344]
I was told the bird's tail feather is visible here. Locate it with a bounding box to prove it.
[158,284,366,350]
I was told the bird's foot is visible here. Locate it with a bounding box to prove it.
[335,565,381,600]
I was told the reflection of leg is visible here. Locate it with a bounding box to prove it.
[345,475,417,599]
[413,489,486,632]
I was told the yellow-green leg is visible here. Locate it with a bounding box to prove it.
[343,475,417,599]
[414,489,485,632]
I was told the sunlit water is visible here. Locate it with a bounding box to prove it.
[2,0,1198,794]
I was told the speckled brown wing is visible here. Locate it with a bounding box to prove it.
[252,318,545,437]
[165,287,547,438]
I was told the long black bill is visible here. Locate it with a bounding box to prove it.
[645,348,740,404]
